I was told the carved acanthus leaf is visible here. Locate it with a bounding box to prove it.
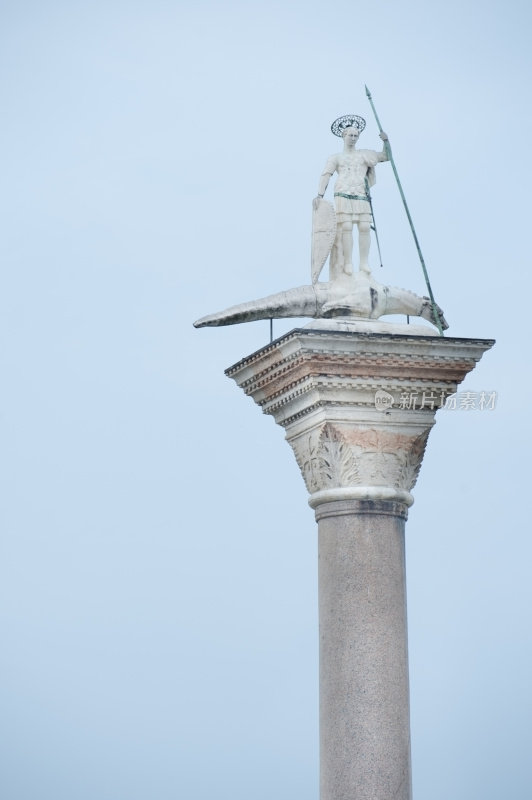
[290,428,321,493]
[317,423,360,488]
[395,432,429,490]
[290,424,360,493]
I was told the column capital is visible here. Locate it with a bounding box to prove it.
[227,326,494,505]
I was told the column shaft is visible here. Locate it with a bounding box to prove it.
[317,500,412,800]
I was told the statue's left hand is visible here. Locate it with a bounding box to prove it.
[379,131,389,142]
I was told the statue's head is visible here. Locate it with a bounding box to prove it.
[342,126,360,145]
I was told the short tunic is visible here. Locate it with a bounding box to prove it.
[334,195,372,222]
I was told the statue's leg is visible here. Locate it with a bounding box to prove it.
[329,232,343,281]
[341,220,354,275]
[358,221,371,274]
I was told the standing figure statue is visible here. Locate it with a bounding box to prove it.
[314,115,389,279]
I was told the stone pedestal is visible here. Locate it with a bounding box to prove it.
[226,325,494,800]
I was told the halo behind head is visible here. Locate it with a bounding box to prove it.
[331,114,366,137]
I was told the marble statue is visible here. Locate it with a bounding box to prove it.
[194,113,448,333]
[313,114,388,280]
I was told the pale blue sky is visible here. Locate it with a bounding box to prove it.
[1,1,531,798]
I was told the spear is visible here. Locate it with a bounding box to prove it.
[365,85,444,336]
[365,176,383,268]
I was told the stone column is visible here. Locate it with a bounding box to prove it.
[317,498,411,800]
[226,324,494,800]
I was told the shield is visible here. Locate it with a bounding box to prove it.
[311,198,337,283]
